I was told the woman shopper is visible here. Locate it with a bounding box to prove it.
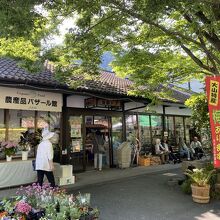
[91,129,105,171]
[36,128,55,187]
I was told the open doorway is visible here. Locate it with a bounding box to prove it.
[85,116,111,170]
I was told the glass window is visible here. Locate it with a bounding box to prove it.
[0,109,6,159]
[37,111,61,130]
[165,116,175,145]
[112,117,122,144]
[112,117,123,165]
[0,109,6,142]
[184,117,192,145]
[49,112,61,163]
[138,115,151,148]
[49,112,61,131]
[151,115,162,142]
[175,117,184,144]
[37,111,49,129]
[125,115,137,143]
[9,110,35,143]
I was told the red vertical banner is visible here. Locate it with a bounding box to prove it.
[205,76,220,168]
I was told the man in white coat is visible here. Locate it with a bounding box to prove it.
[36,128,55,187]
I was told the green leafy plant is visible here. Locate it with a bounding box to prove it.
[91,207,100,218]
[18,129,42,151]
[181,179,192,195]
[184,168,215,187]
[69,207,82,219]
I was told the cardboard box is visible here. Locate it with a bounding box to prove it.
[60,165,73,178]
[56,175,75,186]
[54,164,73,178]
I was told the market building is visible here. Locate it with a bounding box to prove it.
[0,58,194,177]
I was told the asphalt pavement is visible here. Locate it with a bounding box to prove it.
[0,164,219,220]
[70,169,220,220]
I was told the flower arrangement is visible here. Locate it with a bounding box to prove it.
[0,141,17,156]
[15,200,32,216]
[0,183,100,220]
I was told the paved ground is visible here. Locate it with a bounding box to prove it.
[70,169,220,220]
[0,163,182,198]
[0,163,219,220]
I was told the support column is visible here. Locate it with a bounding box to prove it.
[162,105,166,138]
[122,102,126,141]
[60,94,69,164]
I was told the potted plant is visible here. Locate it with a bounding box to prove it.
[185,168,215,203]
[0,141,17,161]
[19,130,41,160]
[19,131,32,160]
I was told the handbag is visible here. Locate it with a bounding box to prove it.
[98,143,106,153]
[32,159,36,171]
[94,135,106,153]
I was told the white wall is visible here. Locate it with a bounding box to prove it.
[67,95,89,108]
[124,101,191,116]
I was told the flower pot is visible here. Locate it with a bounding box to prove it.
[22,151,28,161]
[191,184,210,203]
[6,155,12,162]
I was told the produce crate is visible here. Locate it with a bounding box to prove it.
[138,156,151,166]
[150,156,161,165]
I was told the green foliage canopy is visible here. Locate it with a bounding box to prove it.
[185,93,209,132]
[2,0,220,90]
[54,0,220,87]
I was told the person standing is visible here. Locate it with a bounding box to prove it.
[35,128,55,187]
[92,129,105,171]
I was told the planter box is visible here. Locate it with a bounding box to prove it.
[138,156,151,166]
[191,184,210,203]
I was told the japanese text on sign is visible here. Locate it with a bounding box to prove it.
[0,86,62,112]
[209,80,219,106]
[206,76,220,168]
[5,96,58,107]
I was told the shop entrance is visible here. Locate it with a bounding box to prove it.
[68,113,123,172]
[85,116,111,170]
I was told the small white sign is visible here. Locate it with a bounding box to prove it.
[164,131,168,137]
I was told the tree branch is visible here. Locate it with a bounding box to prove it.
[180,43,214,74]
[183,12,220,67]
[109,0,203,47]
[194,11,220,51]
[198,36,220,74]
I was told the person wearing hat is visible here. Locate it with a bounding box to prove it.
[35,128,55,187]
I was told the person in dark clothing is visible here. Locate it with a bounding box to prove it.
[162,137,180,164]
[190,136,204,159]
[89,129,105,171]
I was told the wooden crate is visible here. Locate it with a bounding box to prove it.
[150,156,161,165]
[138,156,151,166]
